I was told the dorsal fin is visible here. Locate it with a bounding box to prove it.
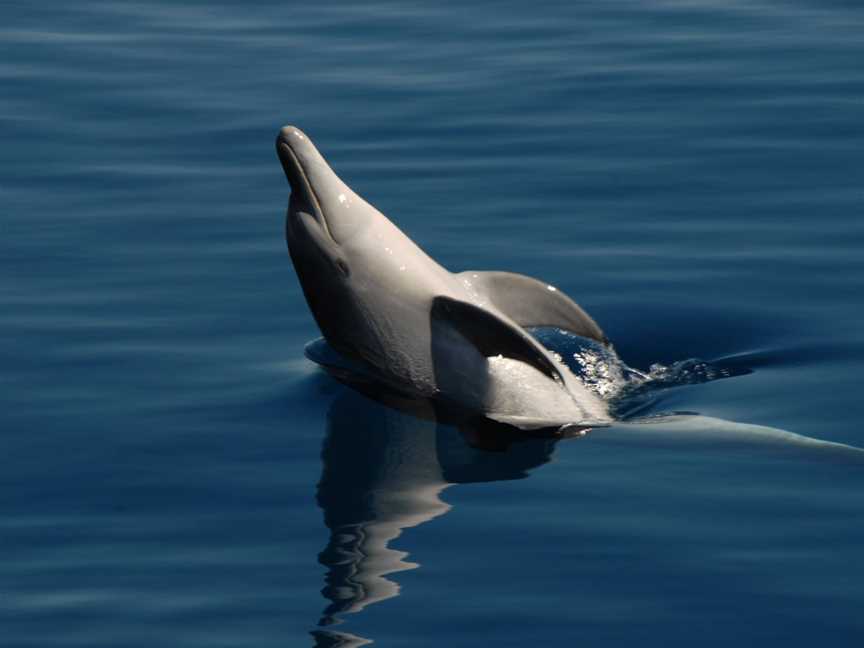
[456,271,608,345]
[431,296,564,384]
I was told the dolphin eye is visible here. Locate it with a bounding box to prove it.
[335,259,351,277]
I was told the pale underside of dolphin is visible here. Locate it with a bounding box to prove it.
[277,125,612,430]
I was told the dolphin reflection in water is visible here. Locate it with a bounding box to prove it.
[308,353,864,646]
[312,387,561,642]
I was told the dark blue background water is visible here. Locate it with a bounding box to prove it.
[3,1,863,646]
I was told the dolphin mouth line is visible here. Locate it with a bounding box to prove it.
[277,141,336,243]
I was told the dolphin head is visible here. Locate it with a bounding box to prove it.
[277,125,414,367]
[276,126,363,357]
[276,126,377,250]
[277,125,451,380]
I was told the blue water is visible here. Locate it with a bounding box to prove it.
[3,1,864,646]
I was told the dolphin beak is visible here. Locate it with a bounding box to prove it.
[277,125,352,246]
[276,126,320,215]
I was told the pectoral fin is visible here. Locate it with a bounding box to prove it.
[457,271,608,345]
[431,296,564,384]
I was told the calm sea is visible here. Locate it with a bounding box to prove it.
[2,1,863,646]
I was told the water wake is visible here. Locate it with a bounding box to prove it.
[531,327,864,462]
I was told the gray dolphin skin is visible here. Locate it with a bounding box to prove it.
[277,125,611,430]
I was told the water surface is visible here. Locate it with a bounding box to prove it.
[2,1,863,646]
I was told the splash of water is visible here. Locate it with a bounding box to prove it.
[529,327,747,418]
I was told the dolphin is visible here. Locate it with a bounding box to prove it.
[276,125,612,431]
[276,126,864,461]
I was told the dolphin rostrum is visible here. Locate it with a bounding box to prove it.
[276,125,611,430]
